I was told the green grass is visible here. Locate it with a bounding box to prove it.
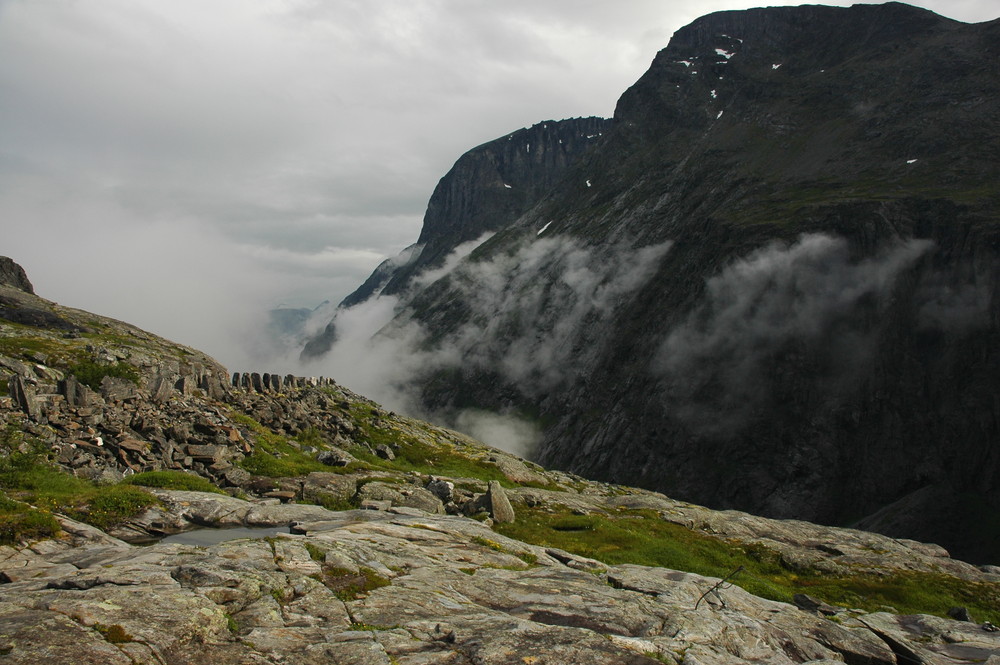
[314,565,391,601]
[495,507,1000,623]
[346,404,509,483]
[68,359,140,391]
[0,424,157,538]
[0,335,85,366]
[125,470,225,494]
[0,495,61,544]
[233,414,369,478]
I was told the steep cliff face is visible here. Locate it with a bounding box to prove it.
[307,3,1000,562]
[301,117,611,358]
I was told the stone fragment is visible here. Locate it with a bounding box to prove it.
[185,444,227,462]
[426,477,454,502]
[794,593,843,616]
[374,444,395,461]
[949,606,974,622]
[8,374,40,419]
[316,447,355,467]
[100,376,138,402]
[223,467,253,488]
[484,480,515,523]
[302,472,356,508]
[58,376,93,408]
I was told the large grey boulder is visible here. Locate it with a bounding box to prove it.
[0,257,33,293]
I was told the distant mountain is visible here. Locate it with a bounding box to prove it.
[304,2,1000,563]
[301,116,612,358]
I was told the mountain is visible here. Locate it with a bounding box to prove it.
[301,116,612,358]
[4,256,1000,664]
[304,3,1000,563]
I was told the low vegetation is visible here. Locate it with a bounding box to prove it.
[495,507,1000,624]
[67,359,141,391]
[0,422,157,543]
[345,403,510,483]
[125,470,226,494]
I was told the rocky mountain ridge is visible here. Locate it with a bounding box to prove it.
[302,116,612,358]
[3,255,1000,663]
[305,2,1000,563]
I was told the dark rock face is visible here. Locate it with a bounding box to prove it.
[311,4,1000,563]
[301,116,612,358]
[0,257,33,294]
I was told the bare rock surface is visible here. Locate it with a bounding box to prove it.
[2,492,1000,665]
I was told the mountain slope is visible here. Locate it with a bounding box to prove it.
[301,116,611,358]
[4,256,1000,664]
[308,3,1000,563]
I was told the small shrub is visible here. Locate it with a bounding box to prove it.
[304,542,326,562]
[71,485,158,530]
[0,496,60,545]
[94,623,133,643]
[68,360,140,391]
[125,470,224,494]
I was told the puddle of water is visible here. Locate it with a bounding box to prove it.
[158,525,291,546]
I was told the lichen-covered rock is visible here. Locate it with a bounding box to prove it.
[4,494,997,665]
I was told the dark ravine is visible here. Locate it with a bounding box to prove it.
[306,3,1000,563]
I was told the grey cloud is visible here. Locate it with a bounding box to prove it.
[307,233,670,455]
[654,234,933,435]
[1,0,994,374]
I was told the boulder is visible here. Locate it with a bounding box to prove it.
[0,256,34,293]
[302,472,357,508]
[316,447,355,467]
[8,374,40,419]
[472,480,515,523]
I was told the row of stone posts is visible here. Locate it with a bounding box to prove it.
[230,372,336,394]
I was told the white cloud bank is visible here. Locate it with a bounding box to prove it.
[2,0,993,370]
[308,233,670,455]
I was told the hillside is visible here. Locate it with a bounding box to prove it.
[304,2,1000,563]
[3,257,1000,663]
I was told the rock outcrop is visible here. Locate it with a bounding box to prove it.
[3,491,1000,665]
[0,257,32,294]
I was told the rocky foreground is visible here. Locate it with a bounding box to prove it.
[3,490,1000,665]
[3,263,1000,663]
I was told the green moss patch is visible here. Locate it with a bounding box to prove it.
[315,565,391,601]
[496,507,1000,623]
[67,359,140,391]
[0,495,61,545]
[125,470,225,494]
[0,424,157,536]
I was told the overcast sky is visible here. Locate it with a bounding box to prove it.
[1,0,996,371]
